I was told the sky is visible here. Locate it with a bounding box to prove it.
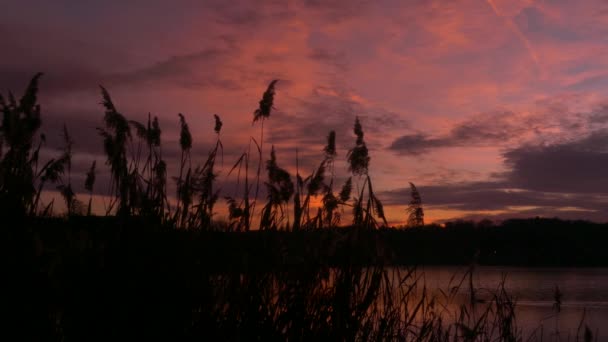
[3,0,608,224]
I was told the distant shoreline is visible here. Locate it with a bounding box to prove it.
[12,216,608,268]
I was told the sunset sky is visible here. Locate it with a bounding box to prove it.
[3,0,608,224]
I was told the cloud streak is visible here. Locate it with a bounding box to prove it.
[485,0,541,72]
[4,0,608,222]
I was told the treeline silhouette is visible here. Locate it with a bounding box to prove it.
[1,74,598,341]
[21,216,608,270]
[6,215,602,340]
[391,217,608,266]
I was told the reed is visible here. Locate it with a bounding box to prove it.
[3,74,596,341]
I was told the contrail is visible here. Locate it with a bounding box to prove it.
[485,0,541,72]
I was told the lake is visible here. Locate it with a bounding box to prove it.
[417,266,608,340]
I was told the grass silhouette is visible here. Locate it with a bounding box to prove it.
[1,74,600,341]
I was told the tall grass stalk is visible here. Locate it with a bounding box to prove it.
[5,74,596,341]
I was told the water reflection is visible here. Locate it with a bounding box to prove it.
[417,266,608,339]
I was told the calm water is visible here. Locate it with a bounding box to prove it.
[418,266,608,340]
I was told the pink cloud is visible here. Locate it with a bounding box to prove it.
[4,0,608,222]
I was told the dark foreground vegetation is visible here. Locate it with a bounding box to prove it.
[5,216,601,341]
[1,75,600,340]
